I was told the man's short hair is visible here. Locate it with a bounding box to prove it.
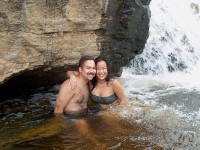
[78,55,95,68]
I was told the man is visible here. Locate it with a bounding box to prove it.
[54,56,106,148]
[54,55,96,114]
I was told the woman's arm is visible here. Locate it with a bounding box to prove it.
[66,71,79,90]
[111,79,127,105]
[66,71,79,78]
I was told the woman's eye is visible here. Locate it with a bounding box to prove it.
[97,67,107,70]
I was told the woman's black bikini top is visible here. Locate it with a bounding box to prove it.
[90,93,118,105]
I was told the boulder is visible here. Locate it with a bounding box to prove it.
[0,0,151,89]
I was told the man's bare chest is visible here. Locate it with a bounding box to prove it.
[72,87,89,104]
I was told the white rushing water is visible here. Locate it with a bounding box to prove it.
[119,0,200,149]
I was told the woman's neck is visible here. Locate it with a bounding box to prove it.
[97,79,107,85]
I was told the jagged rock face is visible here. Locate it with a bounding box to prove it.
[0,0,151,88]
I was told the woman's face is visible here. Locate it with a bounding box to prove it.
[96,60,108,80]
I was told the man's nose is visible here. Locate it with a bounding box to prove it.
[90,68,96,73]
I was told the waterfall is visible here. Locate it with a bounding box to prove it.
[119,1,200,148]
[125,0,200,75]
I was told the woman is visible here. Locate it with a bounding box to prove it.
[67,56,127,109]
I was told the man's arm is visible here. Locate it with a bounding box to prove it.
[54,80,75,114]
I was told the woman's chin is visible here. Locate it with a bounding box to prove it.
[98,77,106,80]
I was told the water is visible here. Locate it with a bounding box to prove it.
[1,0,200,149]
[0,85,163,149]
[121,0,200,149]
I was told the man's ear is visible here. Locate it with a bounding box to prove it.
[79,67,82,72]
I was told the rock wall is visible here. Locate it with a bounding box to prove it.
[0,0,151,88]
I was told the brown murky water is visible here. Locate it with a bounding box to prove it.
[1,113,163,150]
[0,88,164,150]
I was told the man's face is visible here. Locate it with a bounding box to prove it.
[79,60,96,81]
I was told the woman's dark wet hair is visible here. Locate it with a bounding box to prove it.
[91,55,114,90]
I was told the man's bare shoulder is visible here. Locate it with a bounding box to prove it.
[56,79,76,102]
[61,79,70,86]
[59,79,74,92]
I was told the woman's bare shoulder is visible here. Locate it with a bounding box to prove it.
[108,77,117,86]
[110,78,123,87]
